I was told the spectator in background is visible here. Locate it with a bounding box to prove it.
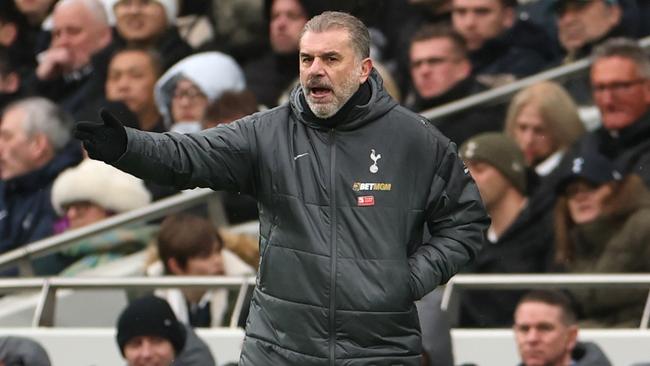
[514,290,612,366]
[106,0,192,71]
[504,81,586,194]
[154,52,246,133]
[0,336,52,366]
[459,133,553,327]
[105,48,163,132]
[554,0,627,63]
[32,0,113,116]
[14,0,57,28]
[406,23,504,145]
[148,213,255,328]
[116,295,216,366]
[569,38,650,186]
[451,0,553,86]
[243,0,324,108]
[554,151,650,327]
[0,1,36,74]
[0,47,24,111]
[0,97,82,275]
[50,158,154,275]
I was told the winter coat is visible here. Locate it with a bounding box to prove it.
[563,178,650,327]
[174,324,216,366]
[111,27,193,72]
[0,142,83,275]
[469,19,554,83]
[460,196,554,327]
[111,69,489,365]
[569,110,650,188]
[410,76,506,147]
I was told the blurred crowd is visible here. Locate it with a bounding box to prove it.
[0,0,650,365]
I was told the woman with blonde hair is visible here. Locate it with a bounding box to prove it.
[505,81,585,178]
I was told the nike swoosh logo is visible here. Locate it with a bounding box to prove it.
[294,153,309,160]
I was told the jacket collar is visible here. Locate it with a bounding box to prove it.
[289,68,397,131]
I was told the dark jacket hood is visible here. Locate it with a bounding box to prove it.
[289,68,398,131]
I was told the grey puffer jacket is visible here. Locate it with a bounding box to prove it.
[113,70,489,365]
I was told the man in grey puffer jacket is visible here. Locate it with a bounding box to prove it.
[74,11,489,366]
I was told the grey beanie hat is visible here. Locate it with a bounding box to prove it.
[459,132,527,194]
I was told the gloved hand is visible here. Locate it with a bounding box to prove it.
[73,108,127,163]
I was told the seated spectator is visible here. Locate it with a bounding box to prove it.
[0,97,83,275]
[154,52,246,133]
[0,336,51,366]
[554,151,650,327]
[105,47,164,132]
[451,0,553,86]
[116,295,216,366]
[0,47,24,111]
[243,0,324,108]
[148,213,255,328]
[50,158,153,275]
[106,0,193,71]
[568,38,650,186]
[504,81,586,193]
[406,23,504,145]
[14,0,57,58]
[458,132,553,327]
[514,290,612,366]
[0,0,35,75]
[32,0,113,116]
[554,0,628,63]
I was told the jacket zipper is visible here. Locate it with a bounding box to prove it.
[328,129,337,366]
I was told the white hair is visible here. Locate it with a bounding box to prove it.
[55,0,110,27]
[4,97,73,152]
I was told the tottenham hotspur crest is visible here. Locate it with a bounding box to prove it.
[370,149,381,174]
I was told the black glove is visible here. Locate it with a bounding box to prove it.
[74,108,127,163]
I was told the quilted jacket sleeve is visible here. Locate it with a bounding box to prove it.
[112,116,257,195]
[408,141,489,301]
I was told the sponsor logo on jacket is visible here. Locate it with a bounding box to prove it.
[352,182,392,191]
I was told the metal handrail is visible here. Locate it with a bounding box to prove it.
[0,276,256,327]
[440,274,650,329]
[0,188,223,275]
[420,35,650,121]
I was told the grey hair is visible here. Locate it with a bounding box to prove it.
[591,37,650,78]
[300,11,370,60]
[55,0,109,26]
[4,97,73,152]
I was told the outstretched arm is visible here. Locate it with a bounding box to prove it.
[74,109,256,193]
[408,142,489,301]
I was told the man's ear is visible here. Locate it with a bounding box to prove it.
[359,57,373,84]
[566,324,578,353]
[167,257,185,275]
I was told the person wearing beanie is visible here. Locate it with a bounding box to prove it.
[116,295,216,366]
[108,0,192,71]
[458,132,554,327]
[50,158,156,275]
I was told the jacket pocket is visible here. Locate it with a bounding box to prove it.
[257,223,277,289]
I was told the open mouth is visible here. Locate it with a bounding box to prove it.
[309,87,332,100]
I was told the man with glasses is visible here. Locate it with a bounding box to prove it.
[407,23,504,145]
[568,37,650,186]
